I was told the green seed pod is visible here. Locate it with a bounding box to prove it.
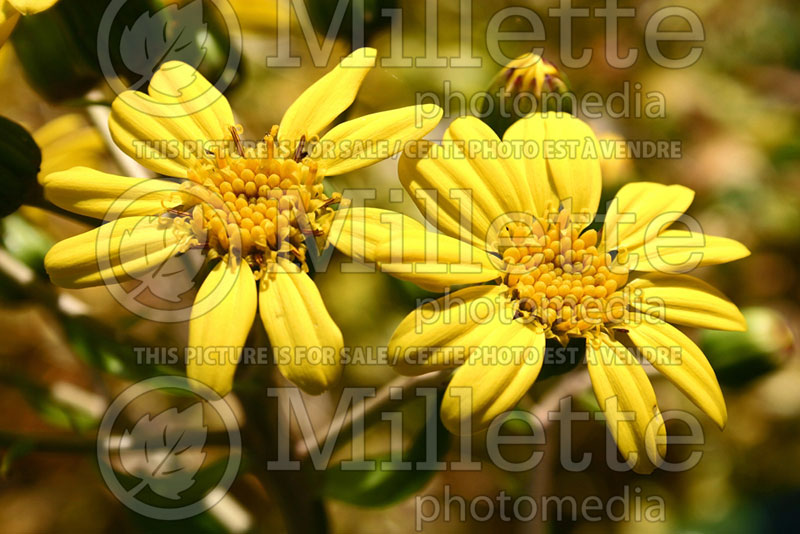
[0,116,42,218]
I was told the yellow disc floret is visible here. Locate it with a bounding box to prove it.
[498,211,629,337]
[181,126,339,276]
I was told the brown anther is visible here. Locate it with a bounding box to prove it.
[293,135,307,162]
[230,126,245,156]
[317,194,341,209]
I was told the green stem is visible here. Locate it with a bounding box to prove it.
[295,370,450,460]
[238,321,328,534]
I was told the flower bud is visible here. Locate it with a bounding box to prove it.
[0,116,42,218]
[479,52,573,136]
[11,0,243,103]
[11,0,107,102]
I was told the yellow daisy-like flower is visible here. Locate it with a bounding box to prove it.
[41,48,442,396]
[330,113,749,473]
[0,0,59,46]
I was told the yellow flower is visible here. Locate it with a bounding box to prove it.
[228,0,280,33]
[18,113,107,229]
[41,48,442,396]
[330,113,749,473]
[34,114,106,175]
[0,0,59,47]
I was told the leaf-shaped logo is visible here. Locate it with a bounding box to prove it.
[120,0,209,91]
[117,217,204,304]
[120,403,208,500]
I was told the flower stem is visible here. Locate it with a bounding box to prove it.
[238,322,328,534]
[294,369,451,460]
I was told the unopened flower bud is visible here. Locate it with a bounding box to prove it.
[0,116,42,218]
[479,52,573,136]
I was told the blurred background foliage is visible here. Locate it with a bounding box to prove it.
[0,0,798,533]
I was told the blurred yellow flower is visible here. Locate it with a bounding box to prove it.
[17,113,107,230]
[331,113,750,473]
[228,0,279,33]
[41,48,442,396]
[34,114,106,176]
[0,0,59,46]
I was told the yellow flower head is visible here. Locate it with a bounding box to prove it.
[41,48,442,396]
[331,113,750,474]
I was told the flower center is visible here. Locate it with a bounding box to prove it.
[183,126,339,274]
[499,214,630,336]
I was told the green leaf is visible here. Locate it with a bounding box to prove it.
[0,372,97,432]
[120,404,207,500]
[1,213,54,277]
[112,458,239,534]
[321,393,451,508]
[0,117,41,217]
[64,316,179,381]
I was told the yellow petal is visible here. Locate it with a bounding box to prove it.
[44,215,188,288]
[34,115,106,176]
[0,4,20,49]
[441,326,544,434]
[586,334,666,474]
[8,0,58,15]
[375,230,501,292]
[623,230,750,273]
[279,47,376,146]
[503,113,559,218]
[445,116,532,217]
[41,167,186,219]
[259,259,343,394]
[109,61,234,177]
[398,139,505,250]
[327,207,498,291]
[327,207,424,264]
[541,115,602,226]
[602,182,694,252]
[621,319,726,428]
[388,285,513,375]
[316,104,442,175]
[625,273,747,331]
[187,259,257,396]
